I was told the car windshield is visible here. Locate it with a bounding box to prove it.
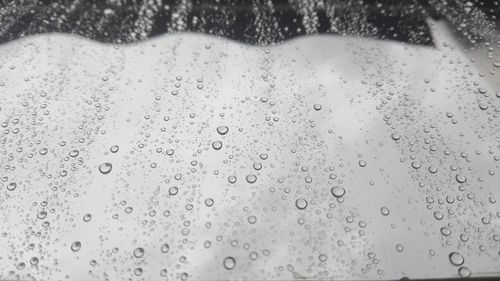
[0,0,499,280]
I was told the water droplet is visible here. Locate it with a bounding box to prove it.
[71,241,81,252]
[433,211,443,220]
[216,126,229,135]
[411,161,421,169]
[110,145,119,153]
[391,133,401,141]
[69,150,79,157]
[449,252,464,266]
[7,182,16,191]
[98,163,112,174]
[246,174,257,184]
[83,214,92,222]
[223,256,236,270]
[396,244,404,252]
[295,198,308,210]
[458,267,471,278]
[248,215,257,224]
[253,162,262,170]
[134,268,143,276]
[37,211,47,219]
[331,186,345,198]
[168,186,179,196]
[455,174,466,183]
[212,141,223,150]
[30,257,39,265]
[441,227,452,236]
[318,254,328,262]
[228,175,237,184]
[205,198,214,207]
[160,243,169,253]
[133,247,145,258]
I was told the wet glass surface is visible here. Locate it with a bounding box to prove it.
[1,1,500,280]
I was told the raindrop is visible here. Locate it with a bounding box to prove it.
[83,214,92,222]
[246,174,257,184]
[216,126,229,135]
[331,186,345,198]
[318,254,328,262]
[6,182,16,191]
[441,227,452,236]
[248,216,257,224]
[396,244,404,252]
[391,133,401,141]
[160,243,170,253]
[449,252,464,266]
[133,247,145,258]
[168,186,179,196]
[228,175,237,184]
[295,198,308,210]
[71,241,81,252]
[212,141,223,150]
[98,163,112,174]
[458,267,471,278]
[134,268,143,276]
[223,256,236,270]
[205,198,214,207]
[455,174,467,183]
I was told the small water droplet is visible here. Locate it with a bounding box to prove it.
[246,174,257,184]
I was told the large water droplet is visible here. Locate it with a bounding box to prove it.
[223,256,236,270]
[331,186,345,198]
[458,266,471,278]
[110,145,119,153]
[295,198,308,210]
[7,182,16,191]
[212,141,223,150]
[160,243,170,253]
[98,163,112,174]
[133,247,145,258]
[449,252,464,266]
[71,241,81,252]
[216,126,229,135]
